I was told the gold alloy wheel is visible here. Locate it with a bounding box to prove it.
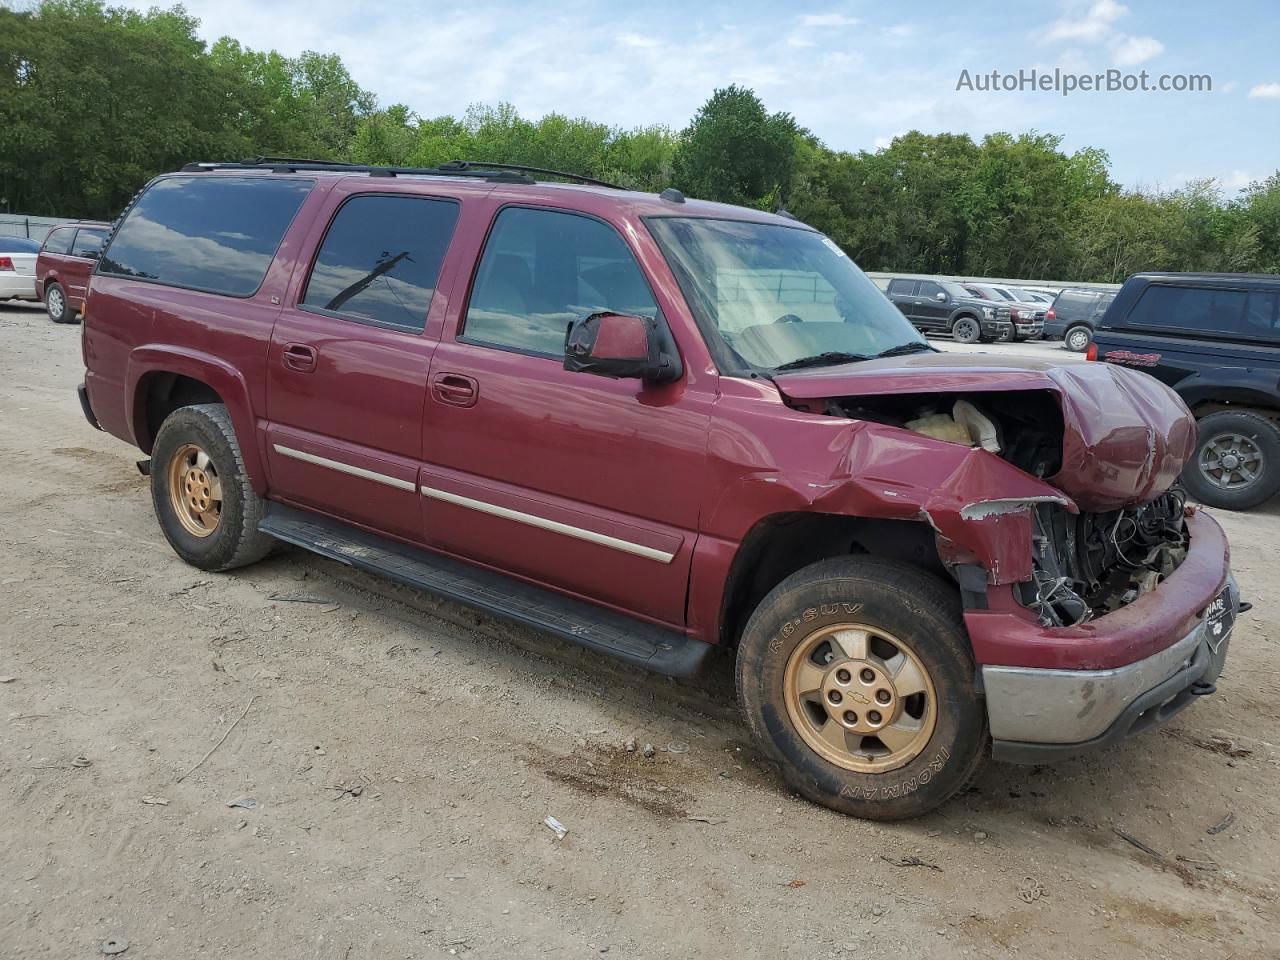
[783,623,938,774]
[167,442,223,538]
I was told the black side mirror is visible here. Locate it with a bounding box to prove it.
[564,312,682,383]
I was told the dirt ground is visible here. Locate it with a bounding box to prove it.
[2,301,1277,959]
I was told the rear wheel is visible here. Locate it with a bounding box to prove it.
[150,403,273,571]
[45,282,70,324]
[1181,410,1280,510]
[736,556,987,821]
[1064,325,1092,352]
[952,316,981,344]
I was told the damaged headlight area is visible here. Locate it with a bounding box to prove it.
[1019,491,1189,627]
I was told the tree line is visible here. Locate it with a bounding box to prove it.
[3,0,1277,281]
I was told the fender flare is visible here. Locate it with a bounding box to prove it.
[126,345,268,494]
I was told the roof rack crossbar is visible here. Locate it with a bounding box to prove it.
[178,159,620,189]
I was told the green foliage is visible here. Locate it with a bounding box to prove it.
[671,85,798,208]
[1,1,1275,281]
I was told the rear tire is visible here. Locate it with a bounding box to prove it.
[150,403,274,571]
[1064,325,1092,352]
[45,282,70,324]
[736,556,988,821]
[952,316,981,344]
[1181,410,1280,510]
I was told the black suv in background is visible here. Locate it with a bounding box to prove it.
[885,277,1012,343]
[1092,272,1280,509]
[1046,287,1117,351]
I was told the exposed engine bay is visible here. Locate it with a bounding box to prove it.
[822,389,1191,625]
[1019,493,1188,626]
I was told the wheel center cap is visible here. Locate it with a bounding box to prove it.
[822,661,897,732]
[1221,453,1240,470]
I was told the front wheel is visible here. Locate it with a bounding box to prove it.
[1180,410,1280,510]
[150,403,274,571]
[736,557,988,821]
[952,316,981,344]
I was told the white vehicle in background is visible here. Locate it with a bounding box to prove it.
[0,236,41,302]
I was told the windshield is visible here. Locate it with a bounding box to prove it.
[647,217,927,373]
[938,280,972,300]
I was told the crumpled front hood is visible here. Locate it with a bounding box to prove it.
[774,353,1197,512]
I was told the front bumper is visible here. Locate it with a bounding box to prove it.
[981,318,1013,339]
[985,573,1238,763]
[1013,321,1044,339]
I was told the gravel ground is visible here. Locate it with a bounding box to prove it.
[2,301,1277,959]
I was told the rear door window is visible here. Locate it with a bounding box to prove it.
[99,175,313,296]
[300,194,460,331]
[1126,285,1251,336]
[71,229,106,259]
[462,207,657,357]
[887,278,916,296]
[42,227,74,255]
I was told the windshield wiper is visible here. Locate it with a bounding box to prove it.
[872,341,938,359]
[772,351,872,371]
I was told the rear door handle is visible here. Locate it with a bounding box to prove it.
[431,373,478,408]
[282,342,317,372]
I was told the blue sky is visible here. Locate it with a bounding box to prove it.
[129,0,1278,192]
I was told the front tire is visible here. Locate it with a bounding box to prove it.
[150,403,273,571]
[1181,410,1280,510]
[952,316,981,344]
[736,557,987,821]
[45,281,71,323]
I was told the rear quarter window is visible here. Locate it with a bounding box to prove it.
[1123,285,1266,338]
[42,227,74,255]
[99,176,314,297]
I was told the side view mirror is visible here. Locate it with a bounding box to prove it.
[934,291,947,302]
[564,312,682,383]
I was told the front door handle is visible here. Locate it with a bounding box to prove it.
[282,342,317,372]
[431,372,478,408]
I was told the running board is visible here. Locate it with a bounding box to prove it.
[257,503,712,678]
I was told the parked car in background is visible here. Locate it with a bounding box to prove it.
[885,277,1012,342]
[77,161,1237,821]
[36,220,111,323]
[1091,271,1280,510]
[0,235,42,303]
[963,283,1045,341]
[1046,287,1117,351]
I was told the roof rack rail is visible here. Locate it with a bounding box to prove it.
[177,158,621,189]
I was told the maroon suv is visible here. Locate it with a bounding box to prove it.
[36,220,111,323]
[77,161,1239,819]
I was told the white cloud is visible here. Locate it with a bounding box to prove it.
[786,33,817,48]
[1111,34,1162,66]
[873,132,905,150]
[883,24,913,39]
[800,13,859,28]
[1045,0,1128,43]
[618,32,659,49]
[1248,82,1280,99]
[1222,170,1260,190]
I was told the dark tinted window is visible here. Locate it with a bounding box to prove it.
[1245,291,1280,335]
[1126,285,1256,336]
[42,227,74,255]
[917,280,944,299]
[301,194,459,331]
[100,176,313,296]
[71,229,106,258]
[0,236,41,253]
[887,278,915,295]
[463,207,657,356]
[1053,290,1101,319]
